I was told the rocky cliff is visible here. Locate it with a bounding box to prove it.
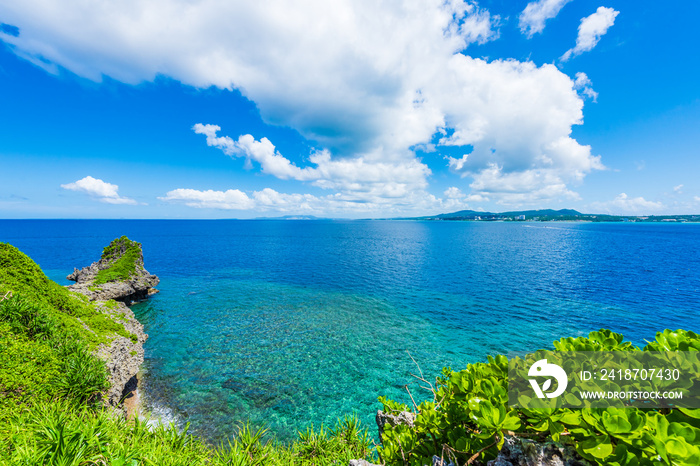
[67,236,157,410]
[67,235,159,304]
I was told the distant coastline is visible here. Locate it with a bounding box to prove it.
[392,208,700,223]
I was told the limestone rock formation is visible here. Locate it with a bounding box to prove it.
[92,300,148,408]
[486,436,591,466]
[348,460,381,466]
[430,456,456,466]
[67,236,159,304]
[66,236,156,414]
[376,410,416,443]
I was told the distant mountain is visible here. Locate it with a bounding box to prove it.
[500,209,582,217]
[431,209,582,219]
[433,209,485,218]
[253,215,327,220]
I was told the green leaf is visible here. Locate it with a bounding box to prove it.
[579,434,614,460]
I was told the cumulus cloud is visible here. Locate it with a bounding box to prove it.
[160,186,475,216]
[193,124,317,181]
[466,164,582,205]
[519,0,572,38]
[444,187,465,199]
[589,193,664,215]
[561,6,619,62]
[161,188,324,212]
[194,124,432,204]
[2,0,604,208]
[441,58,604,204]
[443,186,488,203]
[673,184,683,194]
[573,72,598,101]
[61,176,138,205]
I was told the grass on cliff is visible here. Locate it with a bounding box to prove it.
[3,405,375,465]
[0,242,377,465]
[0,293,375,466]
[94,236,144,285]
[0,293,110,427]
[0,242,136,348]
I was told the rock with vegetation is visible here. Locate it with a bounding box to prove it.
[487,436,591,466]
[376,409,416,443]
[92,299,147,408]
[65,236,154,408]
[349,459,382,466]
[67,235,159,303]
[0,242,145,411]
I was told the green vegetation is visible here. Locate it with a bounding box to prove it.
[3,404,374,465]
[0,293,110,428]
[94,236,144,285]
[0,243,135,349]
[378,329,700,466]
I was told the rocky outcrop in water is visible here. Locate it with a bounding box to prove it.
[67,236,156,413]
[67,236,159,304]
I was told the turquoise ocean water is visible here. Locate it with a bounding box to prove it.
[1,220,698,441]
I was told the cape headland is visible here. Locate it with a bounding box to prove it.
[67,235,159,304]
[64,236,158,410]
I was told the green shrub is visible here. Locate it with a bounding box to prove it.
[1,403,375,466]
[94,236,143,285]
[0,242,136,349]
[0,295,110,419]
[377,329,700,466]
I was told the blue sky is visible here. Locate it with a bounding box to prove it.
[0,0,698,218]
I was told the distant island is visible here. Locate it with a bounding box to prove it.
[253,215,325,220]
[401,208,700,223]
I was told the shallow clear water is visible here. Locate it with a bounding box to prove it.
[2,220,699,441]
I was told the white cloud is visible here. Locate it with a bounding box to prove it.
[573,72,598,101]
[194,124,431,204]
[159,188,254,210]
[589,193,664,215]
[444,187,465,199]
[519,0,572,38]
[561,6,619,62]
[673,184,684,194]
[60,176,138,205]
[2,0,604,209]
[193,124,317,181]
[467,164,582,205]
[160,186,477,217]
[441,58,604,204]
[161,188,331,212]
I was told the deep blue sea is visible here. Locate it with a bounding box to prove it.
[1,220,699,441]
